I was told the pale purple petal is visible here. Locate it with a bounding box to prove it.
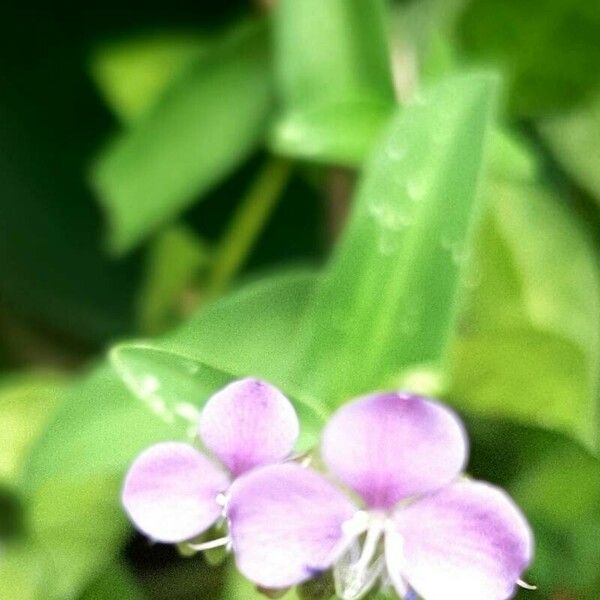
[321,392,468,509]
[227,463,357,589]
[387,479,533,600]
[122,442,230,543]
[199,378,299,476]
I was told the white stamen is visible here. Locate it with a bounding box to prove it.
[186,536,231,552]
[335,513,387,600]
[517,579,537,590]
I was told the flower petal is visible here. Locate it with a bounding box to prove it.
[227,463,357,589]
[387,479,533,600]
[199,378,299,476]
[122,442,229,543]
[321,392,468,509]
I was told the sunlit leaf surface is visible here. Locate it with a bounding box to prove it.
[292,73,496,406]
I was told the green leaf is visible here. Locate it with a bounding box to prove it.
[90,32,206,124]
[79,562,144,599]
[538,91,600,206]
[111,344,323,452]
[136,224,210,335]
[291,73,497,406]
[19,367,165,599]
[458,0,600,116]
[448,180,600,448]
[92,20,273,254]
[270,0,395,165]
[467,418,600,597]
[0,373,64,485]
[110,345,232,437]
[0,543,51,600]
[110,269,326,448]
[22,364,173,490]
[161,269,318,387]
[28,476,129,600]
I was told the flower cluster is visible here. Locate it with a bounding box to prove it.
[122,378,534,600]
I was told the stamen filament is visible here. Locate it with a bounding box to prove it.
[356,519,384,572]
[517,579,537,590]
[187,536,231,552]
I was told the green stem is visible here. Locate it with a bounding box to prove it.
[206,157,292,298]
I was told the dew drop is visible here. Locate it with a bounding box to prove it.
[175,402,201,424]
[139,375,159,397]
[387,144,407,162]
[377,230,400,255]
[406,174,427,202]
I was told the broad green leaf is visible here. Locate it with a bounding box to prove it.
[291,74,496,406]
[111,344,324,451]
[458,0,600,116]
[538,91,600,206]
[448,180,600,447]
[110,345,232,437]
[92,20,273,254]
[24,269,319,491]
[79,562,144,600]
[90,32,206,124]
[0,373,64,484]
[22,364,173,489]
[136,224,210,335]
[270,0,395,165]
[162,269,317,385]
[110,269,326,449]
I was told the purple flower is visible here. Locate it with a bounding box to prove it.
[226,392,534,600]
[121,378,299,544]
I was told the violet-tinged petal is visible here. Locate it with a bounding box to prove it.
[321,392,468,509]
[122,442,229,543]
[227,463,357,589]
[388,479,534,600]
[199,378,299,476]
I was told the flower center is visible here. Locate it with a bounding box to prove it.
[335,511,389,600]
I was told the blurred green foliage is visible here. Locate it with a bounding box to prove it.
[1,1,599,599]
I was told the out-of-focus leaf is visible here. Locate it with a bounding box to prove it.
[161,269,317,387]
[79,562,144,600]
[467,418,600,597]
[18,366,167,599]
[291,74,496,406]
[0,29,142,342]
[22,365,173,489]
[538,92,600,206]
[449,181,600,448]
[270,0,395,165]
[0,373,64,484]
[29,476,129,600]
[92,20,273,255]
[458,0,600,116]
[0,543,51,600]
[90,32,206,124]
[136,225,210,335]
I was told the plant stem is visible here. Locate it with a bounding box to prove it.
[206,157,292,298]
